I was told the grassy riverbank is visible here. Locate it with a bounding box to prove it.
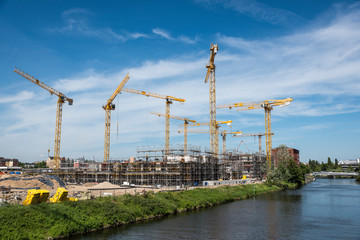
[0,183,281,240]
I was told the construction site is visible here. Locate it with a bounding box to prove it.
[36,147,266,187]
[1,44,295,202]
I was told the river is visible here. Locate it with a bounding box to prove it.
[75,179,360,240]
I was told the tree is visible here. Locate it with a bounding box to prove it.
[335,158,339,169]
[275,144,292,165]
[34,161,47,168]
[308,159,321,172]
[300,162,311,174]
[265,144,305,187]
[287,159,304,185]
[18,162,25,168]
[321,162,328,171]
[327,157,333,169]
[356,175,360,183]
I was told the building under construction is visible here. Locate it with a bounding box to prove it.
[34,147,266,187]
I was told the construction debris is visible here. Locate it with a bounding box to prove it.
[0,175,66,191]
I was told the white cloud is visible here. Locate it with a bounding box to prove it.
[195,0,304,26]
[0,90,34,104]
[54,69,107,93]
[152,28,172,40]
[122,58,205,82]
[152,28,198,44]
[49,8,149,43]
[49,9,197,44]
[300,124,330,131]
[214,3,360,117]
[4,3,360,162]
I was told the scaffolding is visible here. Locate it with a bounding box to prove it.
[24,147,265,186]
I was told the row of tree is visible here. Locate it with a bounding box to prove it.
[307,157,342,172]
[265,145,360,187]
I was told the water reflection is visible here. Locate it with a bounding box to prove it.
[75,179,360,240]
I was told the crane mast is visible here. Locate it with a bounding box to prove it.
[122,88,185,155]
[220,130,242,155]
[233,133,274,154]
[204,44,219,156]
[186,120,232,155]
[217,98,292,164]
[14,67,73,169]
[179,128,241,155]
[103,73,130,163]
[150,112,195,155]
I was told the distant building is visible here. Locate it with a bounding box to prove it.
[339,158,360,170]
[0,157,21,174]
[46,156,66,169]
[0,157,19,167]
[271,147,300,166]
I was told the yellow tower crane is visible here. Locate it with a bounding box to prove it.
[122,88,185,155]
[150,112,196,155]
[14,67,73,169]
[102,73,130,163]
[186,120,232,155]
[232,133,273,155]
[217,98,293,164]
[204,43,219,155]
[178,129,241,155]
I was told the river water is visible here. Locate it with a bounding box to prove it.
[75,179,360,240]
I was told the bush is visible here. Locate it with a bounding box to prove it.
[356,175,360,183]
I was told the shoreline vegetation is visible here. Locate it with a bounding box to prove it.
[0,183,287,240]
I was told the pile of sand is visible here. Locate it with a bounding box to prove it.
[83,182,98,187]
[0,175,66,191]
[87,181,121,190]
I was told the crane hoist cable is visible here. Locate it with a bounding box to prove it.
[102,73,130,163]
[14,67,73,170]
[122,88,185,156]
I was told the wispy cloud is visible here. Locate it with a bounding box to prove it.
[215,3,360,118]
[49,9,197,44]
[48,8,149,43]
[0,91,34,104]
[121,58,204,81]
[300,124,330,131]
[51,57,205,94]
[54,69,107,93]
[4,3,360,162]
[152,28,198,44]
[195,0,304,26]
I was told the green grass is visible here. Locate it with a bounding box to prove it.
[0,184,280,239]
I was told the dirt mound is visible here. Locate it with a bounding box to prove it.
[87,181,121,189]
[83,182,98,187]
[0,175,66,191]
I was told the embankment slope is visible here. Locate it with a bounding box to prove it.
[0,183,280,240]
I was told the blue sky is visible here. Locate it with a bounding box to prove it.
[1,0,359,163]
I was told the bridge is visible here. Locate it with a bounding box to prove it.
[312,171,359,178]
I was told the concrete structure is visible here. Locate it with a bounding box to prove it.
[46,156,66,169]
[26,147,266,187]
